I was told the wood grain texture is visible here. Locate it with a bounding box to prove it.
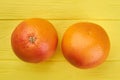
[0,0,120,80]
[0,0,120,20]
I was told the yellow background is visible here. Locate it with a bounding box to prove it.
[0,0,120,80]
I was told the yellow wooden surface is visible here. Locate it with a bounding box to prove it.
[0,0,120,80]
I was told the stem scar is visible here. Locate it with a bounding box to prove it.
[29,36,36,43]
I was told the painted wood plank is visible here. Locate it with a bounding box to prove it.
[0,20,120,61]
[0,0,120,19]
[0,61,120,80]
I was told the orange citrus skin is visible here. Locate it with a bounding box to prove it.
[11,18,58,63]
[61,22,110,69]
